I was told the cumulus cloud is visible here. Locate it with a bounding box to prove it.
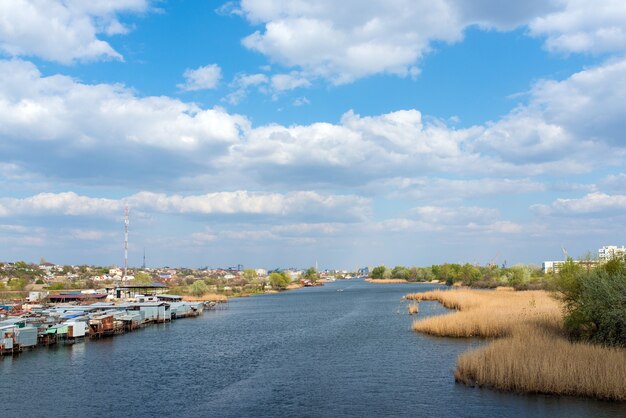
[0,59,248,183]
[368,177,545,200]
[233,0,626,84]
[2,56,626,192]
[529,0,626,54]
[531,192,626,216]
[224,70,311,104]
[70,229,115,241]
[411,205,500,225]
[238,0,463,83]
[473,58,626,170]
[223,109,482,180]
[178,64,222,91]
[0,190,371,221]
[601,173,626,191]
[225,72,270,104]
[0,0,150,63]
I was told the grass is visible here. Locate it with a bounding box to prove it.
[408,303,419,315]
[182,293,228,302]
[408,288,626,401]
[366,278,408,283]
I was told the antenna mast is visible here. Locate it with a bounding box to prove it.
[124,206,129,279]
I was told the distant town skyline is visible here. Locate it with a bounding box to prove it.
[1,1,626,268]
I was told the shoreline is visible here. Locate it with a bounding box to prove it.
[365,279,442,284]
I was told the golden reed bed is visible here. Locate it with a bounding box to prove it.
[182,293,228,302]
[406,289,626,401]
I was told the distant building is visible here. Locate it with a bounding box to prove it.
[598,245,626,261]
[542,260,595,274]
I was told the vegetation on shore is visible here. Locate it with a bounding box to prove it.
[554,258,626,347]
[365,278,410,284]
[371,263,549,289]
[407,282,626,400]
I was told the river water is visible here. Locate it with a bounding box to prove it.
[1,279,624,417]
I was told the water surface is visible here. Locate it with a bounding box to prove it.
[1,280,624,417]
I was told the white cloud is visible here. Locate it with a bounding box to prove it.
[270,72,311,92]
[2,57,626,194]
[239,0,463,84]
[234,1,626,84]
[225,72,269,104]
[225,71,311,104]
[474,58,626,169]
[0,190,371,221]
[532,192,626,216]
[369,177,545,200]
[70,229,115,241]
[225,109,482,175]
[412,205,500,225]
[293,96,310,106]
[0,192,121,217]
[178,64,222,91]
[601,173,626,191]
[466,221,523,234]
[0,60,248,177]
[0,0,150,63]
[191,230,217,244]
[529,0,626,54]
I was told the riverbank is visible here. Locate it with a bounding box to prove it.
[366,279,441,284]
[407,289,626,401]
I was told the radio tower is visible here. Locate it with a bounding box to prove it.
[123,206,129,279]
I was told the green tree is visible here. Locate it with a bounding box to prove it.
[269,272,291,289]
[190,280,208,296]
[391,266,410,280]
[554,258,626,347]
[242,269,258,282]
[371,266,386,279]
[302,267,319,282]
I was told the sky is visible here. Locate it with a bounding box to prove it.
[1,0,626,270]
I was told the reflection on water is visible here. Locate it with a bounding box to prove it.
[1,280,623,417]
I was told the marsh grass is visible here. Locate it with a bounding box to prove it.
[408,303,419,315]
[183,293,228,302]
[408,289,626,400]
[408,289,561,338]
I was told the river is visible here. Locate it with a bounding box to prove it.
[1,279,624,417]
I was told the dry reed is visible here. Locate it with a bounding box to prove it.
[409,288,626,400]
[182,293,228,302]
[408,303,419,315]
[409,289,561,338]
[455,325,626,400]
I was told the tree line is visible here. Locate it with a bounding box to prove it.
[370,263,546,289]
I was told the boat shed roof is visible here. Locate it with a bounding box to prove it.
[116,282,167,289]
[156,294,183,301]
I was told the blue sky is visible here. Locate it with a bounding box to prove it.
[1,1,626,269]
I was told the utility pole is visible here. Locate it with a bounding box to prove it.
[123,206,129,280]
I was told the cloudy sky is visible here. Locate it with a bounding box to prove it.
[1,0,626,269]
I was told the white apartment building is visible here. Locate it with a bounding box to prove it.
[598,245,626,261]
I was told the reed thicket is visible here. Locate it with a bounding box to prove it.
[408,288,626,400]
[408,303,419,315]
